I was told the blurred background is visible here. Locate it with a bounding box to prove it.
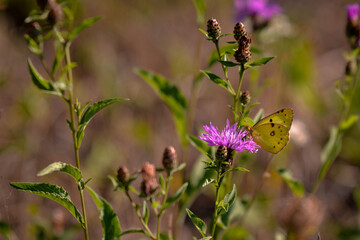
[0,0,360,239]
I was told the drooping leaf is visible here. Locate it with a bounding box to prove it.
[10,182,84,228]
[68,16,102,41]
[86,186,121,240]
[28,59,61,95]
[163,182,188,210]
[37,162,82,182]
[186,209,207,237]
[135,69,188,145]
[277,169,305,197]
[246,56,275,68]
[201,71,234,95]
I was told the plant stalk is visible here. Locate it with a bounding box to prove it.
[157,174,171,239]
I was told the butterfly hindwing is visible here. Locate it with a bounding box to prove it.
[251,123,290,154]
[254,108,293,130]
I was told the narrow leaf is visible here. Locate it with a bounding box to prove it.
[10,182,84,227]
[246,56,275,67]
[219,60,239,67]
[68,16,102,41]
[135,69,188,145]
[142,201,150,224]
[229,167,250,173]
[37,162,83,182]
[118,229,148,237]
[169,162,186,176]
[163,182,188,210]
[201,71,234,95]
[221,184,237,213]
[86,186,122,240]
[186,209,207,237]
[277,169,305,197]
[24,34,42,55]
[28,59,60,95]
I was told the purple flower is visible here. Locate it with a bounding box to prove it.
[199,119,259,153]
[347,3,359,21]
[234,0,282,21]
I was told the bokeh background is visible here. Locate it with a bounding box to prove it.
[1,0,360,239]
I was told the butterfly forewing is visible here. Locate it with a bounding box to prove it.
[253,108,293,130]
[251,123,290,154]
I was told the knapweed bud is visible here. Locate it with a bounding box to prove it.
[207,18,221,41]
[216,145,228,164]
[117,166,130,185]
[141,178,158,196]
[141,162,155,180]
[47,0,63,26]
[162,146,177,172]
[277,195,324,237]
[234,22,247,41]
[234,47,251,63]
[239,90,251,106]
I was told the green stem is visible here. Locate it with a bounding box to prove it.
[157,174,171,239]
[234,64,245,123]
[210,167,222,238]
[126,191,156,240]
[65,43,89,240]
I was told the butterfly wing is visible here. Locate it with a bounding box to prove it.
[254,108,293,130]
[251,123,290,154]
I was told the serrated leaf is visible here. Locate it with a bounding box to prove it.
[68,16,102,41]
[339,115,358,132]
[201,71,234,95]
[10,182,84,228]
[28,59,61,95]
[219,61,239,67]
[246,56,275,67]
[186,209,207,237]
[80,98,129,125]
[86,186,121,240]
[142,201,150,224]
[37,162,82,182]
[163,182,188,210]
[277,169,305,197]
[135,69,188,145]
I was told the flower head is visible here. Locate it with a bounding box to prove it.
[234,0,282,22]
[199,119,259,153]
[347,3,359,21]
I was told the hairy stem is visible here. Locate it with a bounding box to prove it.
[157,174,171,239]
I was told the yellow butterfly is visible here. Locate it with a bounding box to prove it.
[249,108,293,154]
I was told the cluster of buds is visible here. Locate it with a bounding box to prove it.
[207,18,222,42]
[215,146,234,169]
[36,0,64,26]
[162,146,178,174]
[140,162,158,196]
[346,3,360,49]
[233,22,252,64]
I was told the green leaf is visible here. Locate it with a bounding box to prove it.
[220,184,237,213]
[135,69,188,145]
[339,115,358,132]
[142,201,150,224]
[277,169,305,197]
[169,162,186,176]
[208,43,237,67]
[118,228,148,237]
[160,232,170,240]
[246,56,275,68]
[68,16,102,41]
[37,162,83,182]
[80,98,129,125]
[24,34,42,55]
[198,28,208,38]
[28,59,61,95]
[192,0,206,26]
[159,174,166,193]
[188,135,212,160]
[186,209,207,237]
[201,71,234,95]
[10,182,84,228]
[229,167,250,173]
[219,61,239,67]
[163,182,188,210]
[86,186,122,240]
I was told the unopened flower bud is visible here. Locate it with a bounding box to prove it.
[162,146,177,172]
[277,195,324,237]
[117,166,130,185]
[234,47,251,63]
[207,18,221,41]
[141,178,158,196]
[239,90,251,106]
[47,1,63,26]
[141,162,155,180]
[234,22,247,41]
[215,145,233,168]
